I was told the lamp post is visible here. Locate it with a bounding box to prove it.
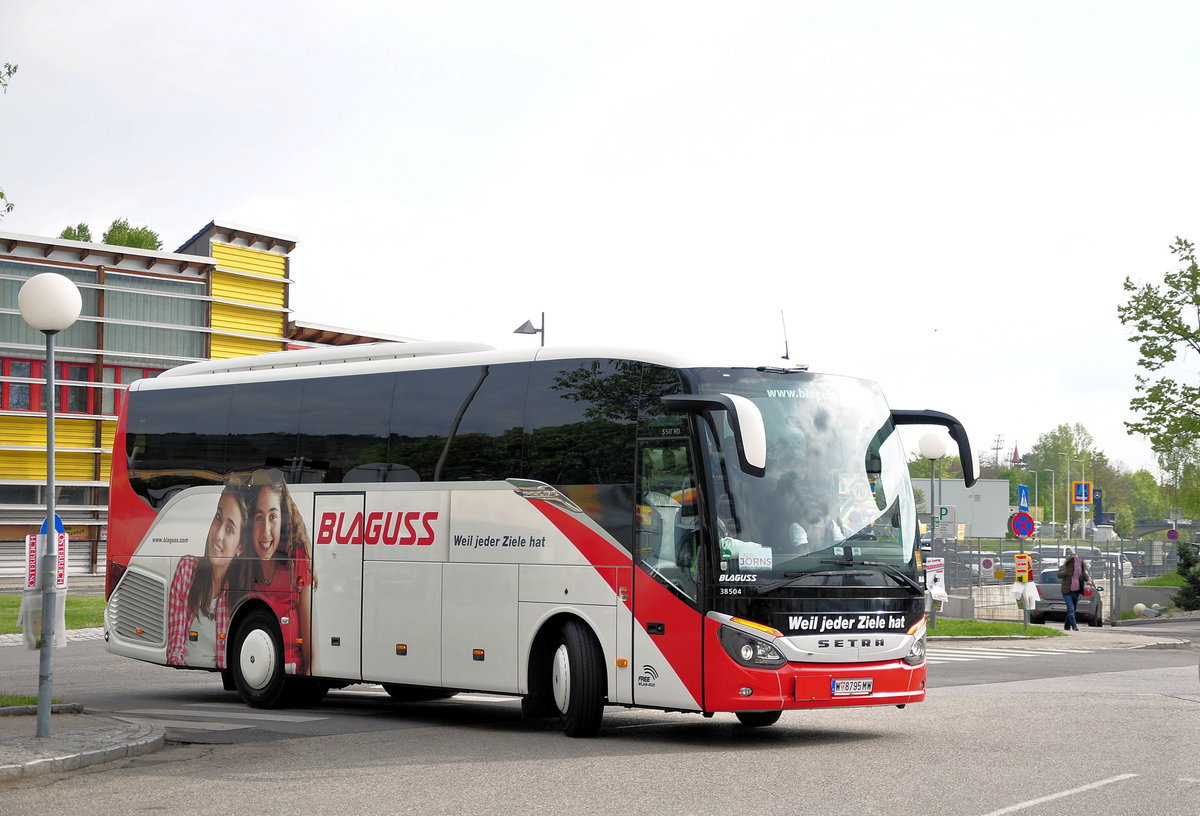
[1074,457,1085,540]
[1058,453,1071,539]
[1042,469,1055,538]
[514,312,545,346]
[919,432,948,534]
[18,273,82,738]
[918,432,947,629]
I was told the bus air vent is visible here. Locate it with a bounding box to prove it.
[111,570,167,647]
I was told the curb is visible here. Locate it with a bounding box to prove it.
[0,713,165,784]
[0,703,84,717]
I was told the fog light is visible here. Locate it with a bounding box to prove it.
[739,687,753,697]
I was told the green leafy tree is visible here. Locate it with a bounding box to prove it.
[59,223,93,242]
[1119,238,1200,452]
[102,218,162,250]
[1173,540,1200,610]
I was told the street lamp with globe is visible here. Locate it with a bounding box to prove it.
[18,272,82,738]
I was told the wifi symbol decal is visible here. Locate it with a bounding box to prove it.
[641,665,659,680]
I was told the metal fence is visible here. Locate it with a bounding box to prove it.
[930,537,1181,623]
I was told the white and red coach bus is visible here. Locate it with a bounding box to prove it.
[103,341,977,736]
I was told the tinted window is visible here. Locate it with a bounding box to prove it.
[126,385,232,506]
[298,372,393,483]
[437,363,529,481]
[225,380,303,477]
[388,368,480,481]
[637,365,686,436]
[525,359,639,485]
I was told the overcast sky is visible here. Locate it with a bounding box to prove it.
[4,1,1198,477]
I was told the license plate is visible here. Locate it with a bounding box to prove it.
[832,677,873,696]
[1050,604,1064,610]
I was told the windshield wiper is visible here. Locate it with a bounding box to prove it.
[753,568,851,596]
[860,561,925,595]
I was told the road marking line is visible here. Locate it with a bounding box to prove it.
[978,773,1139,816]
[122,707,326,722]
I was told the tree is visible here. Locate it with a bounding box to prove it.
[1119,237,1200,453]
[102,218,162,250]
[1172,540,1200,611]
[59,223,93,242]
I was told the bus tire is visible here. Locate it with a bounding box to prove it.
[231,609,287,709]
[735,710,782,728]
[551,620,605,738]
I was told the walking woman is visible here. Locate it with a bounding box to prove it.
[1056,548,1092,631]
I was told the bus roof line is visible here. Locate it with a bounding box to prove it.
[157,340,496,378]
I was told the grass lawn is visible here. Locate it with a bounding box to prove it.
[1137,572,1185,588]
[926,617,1064,637]
[0,594,106,636]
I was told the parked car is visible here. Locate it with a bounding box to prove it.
[1098,553,1133,580]
[1029,569,1103,626]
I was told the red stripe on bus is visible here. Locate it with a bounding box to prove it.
[528,500,704,706]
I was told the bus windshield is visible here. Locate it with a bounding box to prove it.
[692,368,917,582]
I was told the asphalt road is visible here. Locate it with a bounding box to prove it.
[2,623,1198,814]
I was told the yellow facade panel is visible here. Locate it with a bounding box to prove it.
[210,334,285,360]
[0,415,45,447]
[56,418,97,449]
[212,243,287,278]
[212,270,286,309]
[56,453,95,481]
[211,302,284,338]
[0,450,44,480]
[0,416,98,449]
[99,453,111,481]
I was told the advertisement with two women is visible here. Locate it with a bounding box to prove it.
[159,469,314,676]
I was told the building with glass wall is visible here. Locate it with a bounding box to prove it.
[0,220,396,575]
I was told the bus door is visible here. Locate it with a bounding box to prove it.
[310,491,364,681]
[632,438,704,711]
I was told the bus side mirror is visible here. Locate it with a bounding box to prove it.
[661,393,766,477]
[891,409,979,488]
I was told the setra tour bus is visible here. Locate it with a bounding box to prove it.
[103,341,977,736]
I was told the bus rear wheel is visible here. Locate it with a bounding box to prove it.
[231,609,287,709]
[550,620,605,737]
[735,710,782,728]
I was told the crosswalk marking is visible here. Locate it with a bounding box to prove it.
[927,646,1093,664]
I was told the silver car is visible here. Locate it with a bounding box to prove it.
[1029,569,1103,627]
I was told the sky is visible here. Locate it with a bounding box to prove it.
[3,1,1198,478]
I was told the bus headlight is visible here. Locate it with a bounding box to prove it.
[718,625,786,669]
[903,633,926,666]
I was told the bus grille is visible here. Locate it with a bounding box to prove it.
[111,570,167,647]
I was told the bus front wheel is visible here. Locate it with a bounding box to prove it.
[550,620,605,737]
[231,609,287,709]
